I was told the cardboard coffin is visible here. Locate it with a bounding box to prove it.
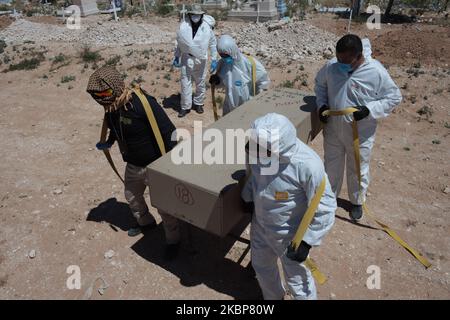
[147,88,321,237]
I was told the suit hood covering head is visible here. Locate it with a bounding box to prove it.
[87,65,131,112]
[203,14,215,29]
[250,113,298,163]
[217,34,242,61]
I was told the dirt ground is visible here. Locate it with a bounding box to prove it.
[0,13,449,299]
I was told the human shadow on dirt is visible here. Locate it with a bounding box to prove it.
[131,219,262,300]
[162,93,181,112]
[86,197,136,232]
[86,198,260,299]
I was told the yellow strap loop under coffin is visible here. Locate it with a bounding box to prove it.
[100,86,166,183]
[323,107,431,268]
[291,177,328,284]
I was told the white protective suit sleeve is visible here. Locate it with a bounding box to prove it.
[299,165,335,246]
[254,58,271,93]
[365,64,402,119]
[208,27,218,61]
[314,63,329,110]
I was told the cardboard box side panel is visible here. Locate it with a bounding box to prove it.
[147,169,222,234]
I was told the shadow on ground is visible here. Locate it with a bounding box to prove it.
[87,198,261,299]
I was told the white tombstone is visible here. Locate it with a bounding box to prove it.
[72,0,99,17]
[202,0,228,10]
[228,0,278,22]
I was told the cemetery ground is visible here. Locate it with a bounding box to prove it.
[0,12,449,299]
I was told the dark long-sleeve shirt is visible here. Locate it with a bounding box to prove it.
[105,92,176,167]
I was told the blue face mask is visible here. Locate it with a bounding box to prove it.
[337,62,353,73]
[223,56,233,65]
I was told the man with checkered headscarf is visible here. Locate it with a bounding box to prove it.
[87,66,181,260]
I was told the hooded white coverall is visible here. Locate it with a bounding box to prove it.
[175,19,218,111]
[241,113,336,300]
[216,35,270,115]
[314,39,402,205]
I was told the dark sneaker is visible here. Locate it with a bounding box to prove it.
[193,104,204,114]
[350,205,363,221]
[178,109,190,118]
[164,242,181,261]
[128,225,142,237]
[127,221,156,237]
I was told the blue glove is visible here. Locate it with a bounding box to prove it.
[96,142,113,150]
[210,60,218,72]
[172,56,181,68]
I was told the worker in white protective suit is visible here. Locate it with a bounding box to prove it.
[209,35,270,115]
[173,4,218,118]
[241,113,336,300]
[315,34,402,221]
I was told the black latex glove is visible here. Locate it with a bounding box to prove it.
[209,74,220,85]
[319,105,330,124]
[353,105,370,121]
[286,240,311,263]
[241,200,254,214]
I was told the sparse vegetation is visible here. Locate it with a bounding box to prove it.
[129,63,147,71]
[61,75,76,83]
[281,80,294,88]
[132,75,145,84]
[80,47,102,63]
[0,40,6,55]
[53,53,68,64]
[104,55,121,66]
[155,0,173,16]
[5,57,43,72]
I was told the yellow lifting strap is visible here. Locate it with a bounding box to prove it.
[322,107,432,268]
[99,86,167,183]
[245,55,257,97]
[100,118,124,183]
[291,177,328,285]
[131,86,166,156]
[211,83,219,122]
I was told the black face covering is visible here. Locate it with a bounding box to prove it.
[189,14,203,38]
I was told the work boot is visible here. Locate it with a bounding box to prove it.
[193,103,204,114]
[127,221,157,237]
[163,242,181,261]
[178,109,190,118]
[350,205,363,222]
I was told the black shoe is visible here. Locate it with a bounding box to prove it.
[193,104,204,114]
[178,109,190,118]
[164,242,180,261]
[350,205,363,221]
[127,221,157,237]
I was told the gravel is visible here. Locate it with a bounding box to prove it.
[224,19,338,64]
[0,18,173,47]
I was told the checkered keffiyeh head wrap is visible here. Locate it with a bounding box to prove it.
[87,65,132,112]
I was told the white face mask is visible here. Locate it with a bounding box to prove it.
[190,15,202,23]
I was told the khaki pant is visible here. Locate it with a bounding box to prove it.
[124,163,180,244]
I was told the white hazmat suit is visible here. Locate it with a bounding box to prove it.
[241,113,336,300]
[175,19,218,111]
[216,35,270,115]
[314,39,402,205]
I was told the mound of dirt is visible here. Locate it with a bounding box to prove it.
[0,16,13,31]
[372,24,450,67]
